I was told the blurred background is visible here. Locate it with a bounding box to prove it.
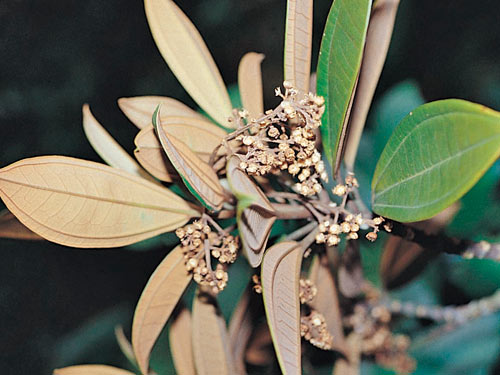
[1,0,500,374]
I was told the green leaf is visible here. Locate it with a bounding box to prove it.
[372,99,500,222]
[317,0,372,174]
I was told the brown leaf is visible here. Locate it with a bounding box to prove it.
[343,0,401,170]
[261,241,303,375]
[144,0,233,127]
[169,308,196,375]
[309,254,347,353]
[338,241,364,298]
[238,52,265,119]
[226,156,276,267]
[118,95,206,129]
[332,333,361,375]
[0,209,42,240]
[228,289,252,375]
[284,0,314,94]
[114,326,137,369]
[192,291,236,375]
[132,245,192,374]
[154,109,226,210]
[134,116,227,182]
[53,365,135,375]
[0,156,199,248]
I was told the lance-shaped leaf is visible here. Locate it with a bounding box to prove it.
[170,308,196,375]
[226,156,276,267]
[135,116,227,182]
[0,156,198,248]
[284,0,313,94]
[309,255,346,352]
[53,365,135,375]
[372,99,500,222]
[82,104,157,184]
[118,96,206,129]
[192,291,235,375]
[261,241,303,375]
[0,209,42,240]
[343,0,400,170]
[317,0,372,172]
[338,241,364,298]
[144,0,233,127]
[228,289,253,375]
[153,107,226,211]
[132,245,192,375]
[238,52,265,120]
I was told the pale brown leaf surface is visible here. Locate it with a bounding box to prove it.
[118,96,206,129]
[284,0,313,94]
[228,289,252,375]
[238,52,264,120]
[170,308,196,375]
[261,241,303,375]
[53,365,135,375]
[226,156,276,267]
[309,255,346,353]
[82,104,157,184]
[0,209,42,240]
[134,116,227,182]
[338,241,364,298]
[343,0,400,170]
[0,156,199,248]
[332,333,361,375]
[192,292,235,375]
[132,245,192,374]
[154,111,226,210]
[144,0,233,127]
[114,326,137,368]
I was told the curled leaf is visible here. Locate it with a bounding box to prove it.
[132,245,193,375]
[170,308,196,375]
[226,156,276,267]
[144,0,233,127]
[0,209,42,240]
[0,156,199,248]
[261,241,303,375]
[238,52,265,120]
[53,365,135,375]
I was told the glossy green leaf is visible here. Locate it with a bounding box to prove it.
[317,0,372,173]
[372,99,500,222]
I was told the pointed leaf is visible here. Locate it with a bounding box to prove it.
[169,308,196,375]
[134,116,227,182]
[132,245,192,374]
[238,52,265,119]
[0,156,198,248]
[226,156,276,267]
[0,209,42,240]
[118,96,206,129]
[317,0,372,172]
[192,292,235,375]
[372,99,500,222]
[284,0,313,94]
[261,241,303,375]
[82,104,157,183]
[114,326,138,369]
[153,108,226,210]
[343,0,400,170]
[144,0,233,127]
[53,365,135,375]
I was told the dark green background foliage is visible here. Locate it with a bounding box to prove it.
[1,1,500,374]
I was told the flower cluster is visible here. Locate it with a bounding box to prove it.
[299,278,317,304]
[300,310,334,350]
[234,81,327,196]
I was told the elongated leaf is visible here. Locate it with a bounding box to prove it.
[53,365,135,375]
[134,116,227,182]
[118,96,206,129]
[0,156,198,248]
[114,326,138,369]
[343,0,400,170]
[192,292,235,375]
[261,241,303,375]
[238,52,265,119]
[82,104,157,184]
[170,308,196,375]
[226,156,276,267]
[317,0,372,172]
[154,108,226,210]
[228,289,252,375]
[284,0,313,94]
[144,0,233,127]
[0,209,42,240]
[132,246,192,374]
[372,99,500,222]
